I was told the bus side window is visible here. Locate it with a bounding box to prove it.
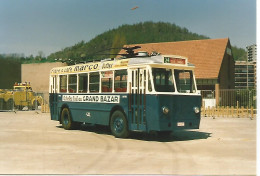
[101,71,113,93]
[60,75,67,93]
[114,70,127,92]
[79,73,88,93]
[89,72,100,93]
[68,74,77,93]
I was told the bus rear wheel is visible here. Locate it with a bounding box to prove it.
[61,107,76,130]
[110,110,129,138]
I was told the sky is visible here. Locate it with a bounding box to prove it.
[0,0,256,57]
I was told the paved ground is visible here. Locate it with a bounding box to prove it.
[0,111,256,175]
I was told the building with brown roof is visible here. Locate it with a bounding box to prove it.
[119,38,235,90]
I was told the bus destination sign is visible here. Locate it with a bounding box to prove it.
[164,57,186,65]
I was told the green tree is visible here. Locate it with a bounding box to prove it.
[232,46,247,61]
[45,21,246,63]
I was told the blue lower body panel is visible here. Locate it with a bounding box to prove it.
[50,93,129,126]
[50,93,201,132]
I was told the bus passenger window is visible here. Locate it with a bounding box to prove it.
[174,70,195,93]
[79,73,88,93]
[68,74,77,93]
[89,72,100,92]
[152,68,174,92]
[101,71,113,93]
[60,75,67,93]
[114,70,127,92]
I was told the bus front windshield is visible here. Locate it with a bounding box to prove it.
[152,68,196,93]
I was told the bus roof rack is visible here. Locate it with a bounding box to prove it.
[128,55,162,65]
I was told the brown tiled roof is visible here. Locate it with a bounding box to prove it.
[119,38,229,79]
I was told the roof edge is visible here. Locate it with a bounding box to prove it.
[124,38,230,47]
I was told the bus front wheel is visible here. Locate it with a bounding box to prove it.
[61,107,76,130]
[110,110,129,138]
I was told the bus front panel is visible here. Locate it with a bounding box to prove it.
[146,94,201,132]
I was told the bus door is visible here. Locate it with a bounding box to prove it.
[50,76,58,120]
[129,68,146,131]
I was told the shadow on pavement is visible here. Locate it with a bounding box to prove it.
[56,124,211,142]
[129,130,211,142]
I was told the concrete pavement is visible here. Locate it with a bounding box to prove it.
[0,111,256,175]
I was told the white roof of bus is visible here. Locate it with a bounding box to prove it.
[50,55,193,75]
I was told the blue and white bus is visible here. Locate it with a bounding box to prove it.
[49,52,201,138]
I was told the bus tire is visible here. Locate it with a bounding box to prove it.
[110,110,129,138]
[61,107,76,130]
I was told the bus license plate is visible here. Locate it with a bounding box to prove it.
[177,122,185,127]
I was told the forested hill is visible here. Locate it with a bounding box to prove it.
[48,21,210,62]
[47,21,246,62]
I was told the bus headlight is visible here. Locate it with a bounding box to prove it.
[193,107,200,113]
[162,106,169,115]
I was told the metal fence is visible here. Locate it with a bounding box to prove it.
[201,106,256,119]
[219,89,256,108]
[201,89,257,118]
[201,89,256,108]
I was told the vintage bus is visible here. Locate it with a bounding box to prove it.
[49,52,201,138]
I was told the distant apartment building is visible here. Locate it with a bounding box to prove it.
[235,61,256,89]
[234,44,257,89]
[246,44,257,61]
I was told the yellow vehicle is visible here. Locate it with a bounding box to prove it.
[0,89,14,110]
[0,89,5,110]
[0,82,43,110]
